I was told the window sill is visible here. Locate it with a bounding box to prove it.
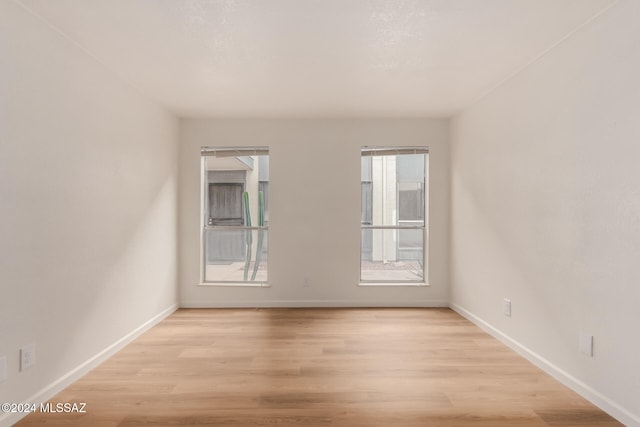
[198,282,270,288]
[358,282,430,287]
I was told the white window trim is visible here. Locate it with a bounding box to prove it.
[200,146,270,286]
[359,147,429,286]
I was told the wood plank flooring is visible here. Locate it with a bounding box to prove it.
[15,308,622,426]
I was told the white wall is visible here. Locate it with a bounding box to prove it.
[0,2,178,423]
[179,119,449,307]
[450,0,640,424]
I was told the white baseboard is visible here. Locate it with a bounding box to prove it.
[450,303,640,427]
[180,299,449,308]
[1,304,178,427]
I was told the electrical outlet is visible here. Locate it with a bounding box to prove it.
[579,332,594,357]
[303,277,311,287]
[0,355,7,383]
[20,343,36,371]
[503,298,511,317]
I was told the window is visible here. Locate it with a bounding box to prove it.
[201,147,269,284]
[360,147,428,284]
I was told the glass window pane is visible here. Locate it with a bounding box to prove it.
[204,228,268,282]
[361,228,424,282]
[360,149,426,283]
[202,148,268,284]
[398,227,422,250]
[208,183,244,226]
[259,181,269,224]
[361,156,372,181]
[398,182,424,222]
[361,182,373,225]
[397,154,424,182]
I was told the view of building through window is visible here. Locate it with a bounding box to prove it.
[201,146,424,284]
[201,148,269,284]
[361,148,427,283]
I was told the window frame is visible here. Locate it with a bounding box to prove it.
[200,146,270,286]
[359,147,429,286]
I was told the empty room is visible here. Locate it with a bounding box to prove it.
[1,0,639,426]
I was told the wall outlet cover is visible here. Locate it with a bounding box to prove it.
[579,332,594,357]
[503,298,511,317]
[20,343,36,371]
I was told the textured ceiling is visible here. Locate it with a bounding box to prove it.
[17,0,616,117]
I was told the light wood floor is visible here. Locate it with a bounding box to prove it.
[16,308,622,426]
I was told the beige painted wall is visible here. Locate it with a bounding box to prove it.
[179,118,449,306]
[451,1,640,424]
[0,2,178,422]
